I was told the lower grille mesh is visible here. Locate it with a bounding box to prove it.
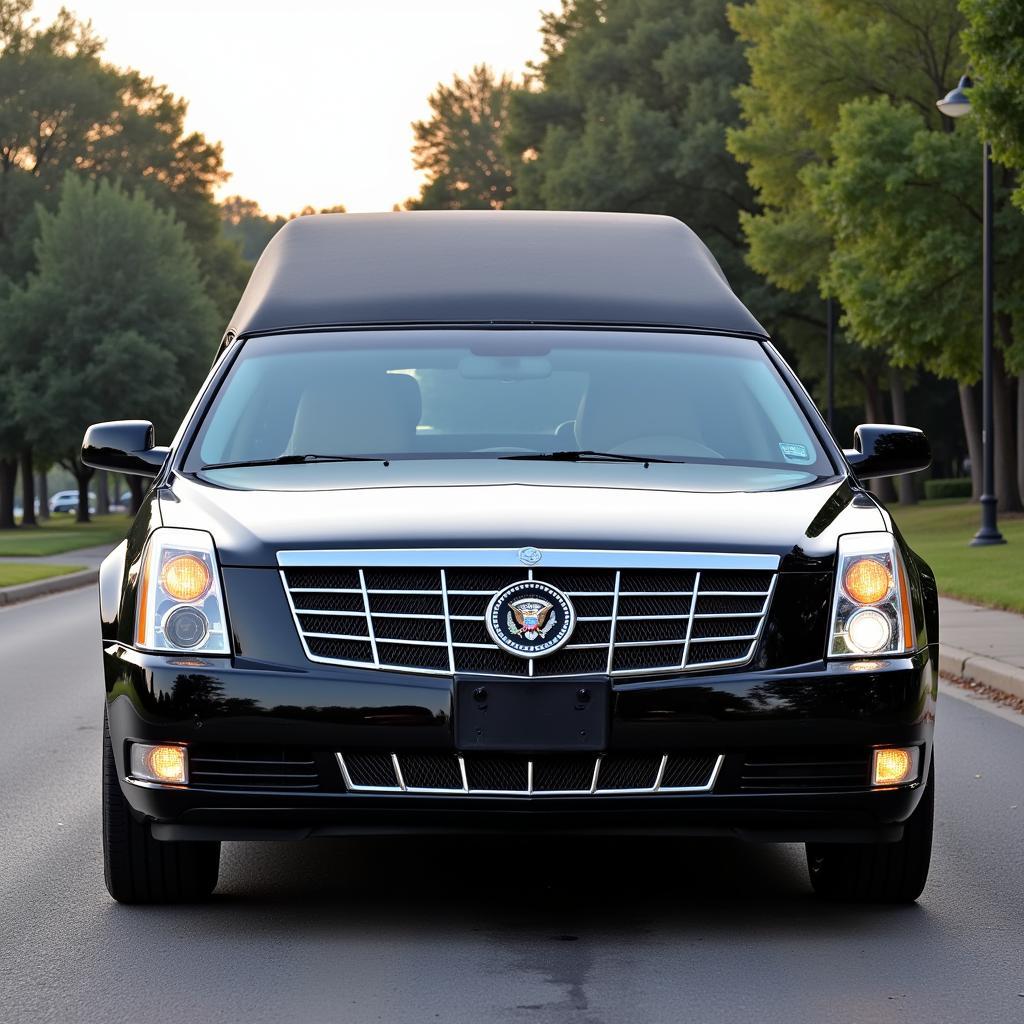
[339,751,720,796]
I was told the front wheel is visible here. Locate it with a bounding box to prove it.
[806,756,934,904]
[102,714,220,904]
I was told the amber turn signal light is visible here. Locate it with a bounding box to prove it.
[130,743,188,785]
[872,746,919,787]
[843,558,892,605]
[159,554,212,603]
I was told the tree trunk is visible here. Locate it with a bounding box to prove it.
[862,372,896,502]
[36,469,49,520]
[128,476,145,516]
[19,447,37,526]
[96,469,110,516]
[1018,374,1024,511]
[72,461,95,524]
[0,458,18,529]
[888,369,916,505]
[992,347,1022,512]
[958,383,982,499]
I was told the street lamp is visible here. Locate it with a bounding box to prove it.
[936,75,1005,546]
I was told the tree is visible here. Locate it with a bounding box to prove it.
[220,196,347,264]
[4,177,218,522]
[406,64,516,210]
[221,195,288,262]
[505,0,820,396]
[725,0,1020,503]
[0,0,249,524]
[805,99,1024,509]
[960,0,1024,213]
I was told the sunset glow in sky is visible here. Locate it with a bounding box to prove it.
[32,0,550,215]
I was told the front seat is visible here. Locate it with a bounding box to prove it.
[575,372,722,459]
[286,373,416,456]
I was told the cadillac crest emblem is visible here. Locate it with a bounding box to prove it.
[486,580,575,659]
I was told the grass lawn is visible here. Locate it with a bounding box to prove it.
[890,500,1024,614]
[0,514,132,557]
[0,563,87,588]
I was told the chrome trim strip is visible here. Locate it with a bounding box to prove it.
[680,570,700,669]
[440,569,456,674]
[391,753,407,792]
[279,548,781,571]
[358,570,380,667]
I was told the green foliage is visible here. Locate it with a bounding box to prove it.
[727,0,966,297]
[406,65,516,210]
[806,99,1024,380]
[507,0,778,315]
[960,0,1024,211]
[0,0,249,320]
[924,478,972,500]
[4,177,218,468]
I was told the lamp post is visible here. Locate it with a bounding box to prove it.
[936,75,1005,546]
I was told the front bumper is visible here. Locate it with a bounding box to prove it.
[104,643,937,843]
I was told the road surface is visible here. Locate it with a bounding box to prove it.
[1,587,1022,1024]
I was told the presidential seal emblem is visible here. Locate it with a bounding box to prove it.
[485,579,575,659]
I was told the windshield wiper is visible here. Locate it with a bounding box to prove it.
[200,454,390,470]
[499,450,682,465]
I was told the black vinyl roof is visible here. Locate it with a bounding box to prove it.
[225,210,767,340]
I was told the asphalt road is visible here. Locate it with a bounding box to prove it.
[1,587,1023,1024]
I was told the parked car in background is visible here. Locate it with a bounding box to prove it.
[109,491,133,514]
[49,490,96,514]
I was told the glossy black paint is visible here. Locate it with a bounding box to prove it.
[93,324,939,844]
[82,420,170,478]
[844,423,932,480]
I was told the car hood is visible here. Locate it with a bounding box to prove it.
[159,463,885,571]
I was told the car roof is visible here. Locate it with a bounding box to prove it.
[224,211,766,344]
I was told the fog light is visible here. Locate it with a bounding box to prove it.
[872,746,919,787]
[130,743,188,785]
[846,608,891,653]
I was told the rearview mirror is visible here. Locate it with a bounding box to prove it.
[82,420,170,478]
[844,424,931,480]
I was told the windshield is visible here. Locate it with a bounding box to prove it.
[184,329,833,485]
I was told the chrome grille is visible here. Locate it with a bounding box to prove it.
[338,751,722,796]
[280,549,778,679]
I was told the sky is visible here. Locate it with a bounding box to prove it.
[31,0,552,215]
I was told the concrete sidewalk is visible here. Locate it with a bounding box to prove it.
[938,596,1024,703]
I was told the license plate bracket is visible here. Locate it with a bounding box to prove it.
[454,677,609,752]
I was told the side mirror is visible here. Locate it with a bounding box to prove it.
[844,423,931,480]
[81,420,170,478]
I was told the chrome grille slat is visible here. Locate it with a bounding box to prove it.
[280,550,778,679]
[337,752,723,796]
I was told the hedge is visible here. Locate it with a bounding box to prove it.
[924,478,972,500]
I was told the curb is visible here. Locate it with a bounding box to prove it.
[939,642,1024,704]
[0,568,99,607]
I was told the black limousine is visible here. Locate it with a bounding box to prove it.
[85,211,937,904]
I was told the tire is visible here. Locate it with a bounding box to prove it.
[806,756,934,904]
[102,714,220,904]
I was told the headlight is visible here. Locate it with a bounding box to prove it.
[136,528,230,655]
[828,532,915,658]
